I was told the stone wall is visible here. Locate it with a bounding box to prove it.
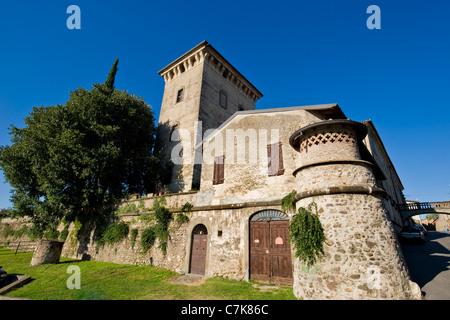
[60,194,283,282]
[293,194,414,299]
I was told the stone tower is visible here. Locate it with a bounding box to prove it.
[288,119,419,299]
[156,41,263,192]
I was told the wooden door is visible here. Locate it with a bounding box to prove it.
[250,221,271,283]
[190,225,208,275]
[250,220,293,285]
[270,220,293,285]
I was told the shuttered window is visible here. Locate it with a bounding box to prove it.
[213,155,225,184]
[267,143,284,176]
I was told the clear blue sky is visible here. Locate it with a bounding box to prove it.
[0,0,449,209]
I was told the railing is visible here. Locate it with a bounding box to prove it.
[399,201,450,211]
[1,240,37,254]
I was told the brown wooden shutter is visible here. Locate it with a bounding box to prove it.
[267,144,275,176]
[276,142,284,175]
[213,155,225,184]
[267,143,284,176]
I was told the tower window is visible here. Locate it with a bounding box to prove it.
[222,70,229,79]
[176,88,184,103]
[219,91,227,109]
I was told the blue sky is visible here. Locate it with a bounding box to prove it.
[0,0,449,209]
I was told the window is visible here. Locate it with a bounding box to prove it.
[267,142,284,176]
[219,91,227,109]
[222,70,229,79]
[213,155,225,184]
[176,88,184,103]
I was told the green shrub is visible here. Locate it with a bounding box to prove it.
[290,202,327,268]
[59,225,69,241]
[43,227,60,240]
[281,190,296,213]
[137,200,149,213]
[98,221,129,246]
[175,213,190,225]
[116,203,137,214]
[69,218,82,247]
[138,213,154,224]
[14,225,31,239]
[154,205,172,229]
[181,202,193,213]
[1,223,13,238]
[130,228,138,249]
[140,226,157,253]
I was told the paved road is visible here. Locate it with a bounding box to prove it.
[401,231,450,300]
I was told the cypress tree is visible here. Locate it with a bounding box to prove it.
[105,58,119,90]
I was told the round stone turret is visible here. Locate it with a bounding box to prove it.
[288,119,419,300]
[289,119,381,198]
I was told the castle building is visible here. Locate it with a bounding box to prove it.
[150,41,419,299]
[54,41,420,300]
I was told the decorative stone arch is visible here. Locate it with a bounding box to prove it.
[250,209,289,221]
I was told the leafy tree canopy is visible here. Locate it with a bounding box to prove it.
[0,59,160,235]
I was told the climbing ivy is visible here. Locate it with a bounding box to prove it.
[139,196,185,255]
[176,202,192,225]
[130,228,138,249]
[281,190,297,213]
[289,202,327,268]
[140,226,157,253]
[97,221,129,246]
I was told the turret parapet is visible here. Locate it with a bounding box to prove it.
[158,41,263,103]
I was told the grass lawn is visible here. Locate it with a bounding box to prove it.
[0,247,296,300]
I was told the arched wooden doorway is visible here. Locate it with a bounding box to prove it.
[189,224,208,275]
[249,210,293,285]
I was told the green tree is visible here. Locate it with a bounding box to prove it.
[0,59,160,236]
[425,214,438,221]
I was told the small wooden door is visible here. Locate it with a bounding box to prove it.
[250,220,293,285]
[190,224,208,275]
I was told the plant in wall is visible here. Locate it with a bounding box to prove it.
[289,202,327,269]
[137,200,149,213]
[281,190,297,213]
[140,226,157,253]
[97,221,129,247]
[176,202,192,225]
[130,228,138,249]
[139,196,173,255]
[153,198,173,255]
